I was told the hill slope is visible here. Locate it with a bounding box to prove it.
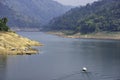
[0,32,42,55]
[0,0,71,30]
[46,0,120,34]
[0,2,38,30]
[0,17,42,55]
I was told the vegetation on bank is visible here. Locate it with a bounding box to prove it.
[45,0,120,34]
[0,17,9,31]
[0,17,43,55]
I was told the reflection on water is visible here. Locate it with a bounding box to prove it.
[0,55,7,80]
[0,32,120,80]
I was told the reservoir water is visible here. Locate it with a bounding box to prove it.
[0,32,120,80]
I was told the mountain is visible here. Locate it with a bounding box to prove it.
[0,0,71,30]
[45,0,120,34]
[0,2,38,30]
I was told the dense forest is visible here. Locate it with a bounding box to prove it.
[45,0,120,34]
[0,17,9,31]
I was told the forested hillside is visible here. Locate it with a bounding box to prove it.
[0,2,40,30]
[0,0,71,30]
[46,0,120,34]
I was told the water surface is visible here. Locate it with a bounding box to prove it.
[0,32,120,80]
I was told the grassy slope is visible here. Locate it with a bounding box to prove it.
[0,32,43,55]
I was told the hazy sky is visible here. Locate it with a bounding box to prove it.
[54,0,98,6]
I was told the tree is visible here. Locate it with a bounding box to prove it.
[0,17,9,31]
[2,17,8,25]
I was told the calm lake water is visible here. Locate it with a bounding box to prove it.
[0,32,120,80]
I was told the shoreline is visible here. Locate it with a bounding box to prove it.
[47,32,120,40]
[0,32,43,55]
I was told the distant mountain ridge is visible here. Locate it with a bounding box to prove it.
[0,0,71,30]
[45,0,120,34]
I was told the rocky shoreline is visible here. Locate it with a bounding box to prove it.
[0,32,43,55]
[47,32,120,40]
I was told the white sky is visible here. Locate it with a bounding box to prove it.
[54,0,98,6]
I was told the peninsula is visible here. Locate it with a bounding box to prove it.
[0,17,43,55]
[0,32,43,55]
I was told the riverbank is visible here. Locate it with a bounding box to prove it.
[0,32,43,55]
[47,31,120,40]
